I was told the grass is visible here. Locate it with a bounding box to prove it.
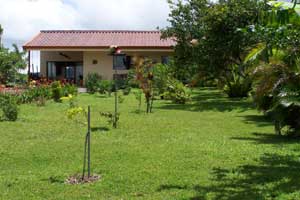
[1,88,300,200]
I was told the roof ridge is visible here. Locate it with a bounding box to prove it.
[40,30,161,33]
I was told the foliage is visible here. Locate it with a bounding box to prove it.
[122,87,131,96]
[253,63,300,135]
[133,57,155,113]
[223,66,253,98]
[163,0,262,85]
[249,2,300,135]
[19,85,51,104]
[152,63,171,97]
[0,94,18,121]
[0,45,26,85]
[100,111,120,125]
[62,83,78,97]
[66,106,87,126]
[98,80,114,95]
[164,78,191,104]
[85,73,102,94]
[50,81,63,102]
[133,89,143,112]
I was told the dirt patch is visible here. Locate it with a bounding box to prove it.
[65,174,101,185]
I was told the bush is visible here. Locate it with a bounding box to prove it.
[164,79,191,104]
[62,83,78,97]
[253,64,300,135]
[0,94,18,121]
[224,77,252,98]
[98,80,114,95]
[51,81,63,102]
[85,73,102,94]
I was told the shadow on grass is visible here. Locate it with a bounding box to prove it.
[91,126,110,132]
[41,176,64,184]
[231,132,300,145]
[240,114,273,127]
[158,88,254,112]
[158,153,300,200]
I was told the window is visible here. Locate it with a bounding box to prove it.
[113,55,131,70]
[161,56,170,65]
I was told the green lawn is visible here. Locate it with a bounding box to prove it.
[1,88,300,200]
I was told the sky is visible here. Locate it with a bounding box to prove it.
[0,0,171,48]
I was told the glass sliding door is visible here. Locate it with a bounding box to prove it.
[46,61,83,85]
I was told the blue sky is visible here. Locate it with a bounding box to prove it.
[0,0,170,48]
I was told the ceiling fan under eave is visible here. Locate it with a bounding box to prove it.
[59,52,71,59]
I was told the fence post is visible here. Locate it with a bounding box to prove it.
[87,106,91,177]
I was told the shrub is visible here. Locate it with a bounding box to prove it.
[253,64,300,135]
[62,83,78,97]
[164,79,191,104]
[0,94,19,121]
[51,81,63,102]
[224,77,252,98]
[98,80,114,95]
[85,73,102,94]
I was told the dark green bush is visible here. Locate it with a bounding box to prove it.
[85,73,102,94]
[224,78,252,98]
[0,94,19,121]
[51,81,63,102]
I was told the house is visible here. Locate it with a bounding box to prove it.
[23,30,175,85]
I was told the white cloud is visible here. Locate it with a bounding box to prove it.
[0,0,170,47]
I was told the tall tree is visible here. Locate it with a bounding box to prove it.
[163,0,263,85]
[0,24,3,48]
[0,45,26,85]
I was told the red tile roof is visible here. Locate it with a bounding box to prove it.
[23,30,175,50]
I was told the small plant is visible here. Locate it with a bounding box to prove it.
[100,111,120,125]
[51,81,63,102]
[0,94,18,121]
[118,93,125,104]
[133,57,155,113]
[85,73,102,94]
[133,89,143,112]
[61,94,77,108]
[66,106,87,125]
[36,96,46,107]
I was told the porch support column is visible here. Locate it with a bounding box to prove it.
[27,50,31,84]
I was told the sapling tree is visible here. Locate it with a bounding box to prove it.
[133,57,155,113]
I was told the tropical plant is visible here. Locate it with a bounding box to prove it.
[85,73,102,94]
[133,57,155,113]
